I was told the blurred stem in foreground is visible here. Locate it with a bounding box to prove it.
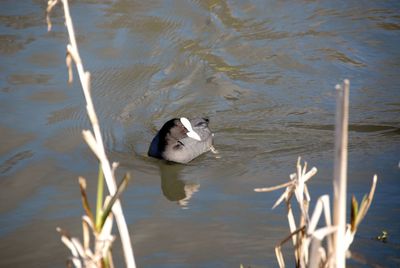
[332,79,350,268]
[46,0,136,267]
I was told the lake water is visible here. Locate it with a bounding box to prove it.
[0,0,399,267]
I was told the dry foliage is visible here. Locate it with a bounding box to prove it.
[255,80,378,268]
[46,0,136,267]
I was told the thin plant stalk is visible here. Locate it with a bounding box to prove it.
[47,0,136,267]
[100,173,131,230]
[332,79,349,268]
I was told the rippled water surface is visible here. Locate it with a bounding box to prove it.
[1,0,400,267]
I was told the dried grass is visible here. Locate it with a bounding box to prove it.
[255,80,378,268]
[46,1,136,267]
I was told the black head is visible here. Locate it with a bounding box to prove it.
[159,118,187,139]
[156,118,188,153]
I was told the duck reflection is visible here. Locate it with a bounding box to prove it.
[158,162,199,208]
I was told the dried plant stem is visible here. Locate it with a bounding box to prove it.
[254,167,317,193]
[333,79,349,268]
[275,225,306,268]
[254,181,293,192]
[47,1,136,267]
[256,80,377,268]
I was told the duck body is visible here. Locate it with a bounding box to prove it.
[148,117,213,164]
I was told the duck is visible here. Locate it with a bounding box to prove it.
[148,117,213,164]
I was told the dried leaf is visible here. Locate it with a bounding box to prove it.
[82,217,90,250]
[254,181,292,193]
[275,245,285,268]
[46,0,59,31]
[355,175,378,229]
[272,187,290,209]
[312,226,337,241]
[304,167,318,181]
[71,237,85,258]
[350,194,358,232]
[78,177,95,224]
[66,51,73,84]
[308,195,328,234]
[82,130,100,160]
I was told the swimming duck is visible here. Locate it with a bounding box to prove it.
[148,117,213,163]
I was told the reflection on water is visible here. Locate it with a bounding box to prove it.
[159,162,200,208]
[1,0,400,267]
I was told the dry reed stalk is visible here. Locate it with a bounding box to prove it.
[46,1,136,267]
[332,79,349,268]
[255,80,378,268]
[255,158,319,267]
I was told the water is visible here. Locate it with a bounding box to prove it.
[1,0,399,267]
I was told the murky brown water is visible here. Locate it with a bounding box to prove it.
[1,0,399,267]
